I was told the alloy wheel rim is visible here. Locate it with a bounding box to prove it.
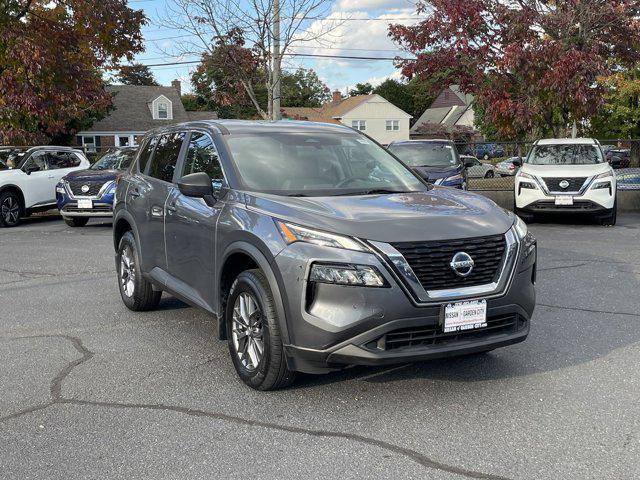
[231,292,264,371]
[120,246,135,297]
[1,196,19,225]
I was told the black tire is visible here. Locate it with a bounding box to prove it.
[0,191,22,228]
[484,170,495,178]
[64,217,89,227]
[116,231,161,311]
[600,199,617,226]
[226,269,296,391]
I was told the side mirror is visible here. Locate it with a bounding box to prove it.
[511,158,522,167]
[178,172,216,207]
[463,159,475,168]
[24,164,40,175]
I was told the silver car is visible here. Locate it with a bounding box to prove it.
[461,155,495,178]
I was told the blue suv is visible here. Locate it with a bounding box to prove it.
[56,147,136,226]
[387,140,468,190]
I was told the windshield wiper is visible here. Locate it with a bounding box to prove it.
[338,189,413,196]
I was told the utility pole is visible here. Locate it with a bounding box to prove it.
[272,0,281,121]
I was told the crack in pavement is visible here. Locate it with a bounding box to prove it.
[0,334,511,480]
[537,303,640,318]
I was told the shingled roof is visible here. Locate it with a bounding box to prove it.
[83,85,217,133]
[281,95,373,124]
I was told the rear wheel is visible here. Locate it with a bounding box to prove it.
[226,269,296,390]
[64,217,89,227]
[0,191,21,228]
[116,231,161,311]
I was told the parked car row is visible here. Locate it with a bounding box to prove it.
[0,146,134,227]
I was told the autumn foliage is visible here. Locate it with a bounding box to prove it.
[0,0,146,144]
[390,1,640,139]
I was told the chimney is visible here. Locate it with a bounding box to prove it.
[332,89,342,103]
[171,79,181,96]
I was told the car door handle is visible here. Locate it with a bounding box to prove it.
[151,206,164,217]
[129,188,141,198]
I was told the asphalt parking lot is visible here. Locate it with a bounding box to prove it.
[1,213,639,480]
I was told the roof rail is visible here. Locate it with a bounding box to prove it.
[207,121,230,135]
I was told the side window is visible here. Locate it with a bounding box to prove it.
[182,132,224,191]
[47,151,81,169]
[23,152,47,172]
[147,132,185,183]
[137,136,158,173]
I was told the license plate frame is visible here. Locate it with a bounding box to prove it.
[555,196,573,206]
[443,300,488,333]
[77,198,93,210]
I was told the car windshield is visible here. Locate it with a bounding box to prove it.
[527,144,603,165]
[90,149,136,170]
[0,148,28,170]
[386,143,458,167]
[225,131,427,196]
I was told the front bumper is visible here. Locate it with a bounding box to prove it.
[276,237,536,374]
[57,191,115,218]
[515,176,616,211]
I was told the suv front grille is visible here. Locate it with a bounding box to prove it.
[67,180,105,197]
[391,234,506,291]
[366,314,526,351]
[542,177,587,192]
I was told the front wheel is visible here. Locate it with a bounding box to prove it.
[226,269,296,391]
[116,231,161,311]
[64,217,89,227]
[600,199,617,226]
[0,191,21,228]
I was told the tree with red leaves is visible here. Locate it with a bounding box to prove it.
[390,1,640,140]
[0,0,146,144]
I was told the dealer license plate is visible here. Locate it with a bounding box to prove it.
[555,196,573,206]
[77,199,93,209]
[443,300,487,333]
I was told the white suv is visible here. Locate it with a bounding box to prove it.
[0,146,90,227]
[514,138,617,225]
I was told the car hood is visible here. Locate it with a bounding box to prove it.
[521,163,611,177]
[63,168,120,183]
[245,188,514,243]
[0,168,23,178]
[411,164,463,182]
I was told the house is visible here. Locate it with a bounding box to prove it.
[76,80,217,151]
[282,91,412,144]
[411,85,475,138]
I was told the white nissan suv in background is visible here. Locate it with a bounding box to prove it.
[0,146,90,227]
[514,138,617,225]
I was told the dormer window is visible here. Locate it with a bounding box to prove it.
[157,102,168,119]
[152,95,173,120]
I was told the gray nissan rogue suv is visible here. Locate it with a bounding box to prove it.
[113,120,536,390]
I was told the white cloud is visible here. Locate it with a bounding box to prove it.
[363,69,403,87]
[333,0,417,13]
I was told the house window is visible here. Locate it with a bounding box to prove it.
[157,102,168,119]
[386,120,399,131]
[351,120,366,131]
[81,136,96,153]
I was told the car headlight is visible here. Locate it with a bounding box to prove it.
[309,263,387,287]
[105,182,117,194]
[592,171,614,191]
[56,182,66,194]
[514,215,528,240]
[276,221,366,251]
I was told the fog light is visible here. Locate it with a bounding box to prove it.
[309,263,387,287]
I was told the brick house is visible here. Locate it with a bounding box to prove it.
[76,80,217,151]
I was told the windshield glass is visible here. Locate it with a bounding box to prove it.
[527,144,603,165]
[225,132,426,196]
[0,148,28,170]
[387,142,459,167]
[90,149,136,170]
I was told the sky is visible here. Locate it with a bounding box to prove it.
[129,0,423,95]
